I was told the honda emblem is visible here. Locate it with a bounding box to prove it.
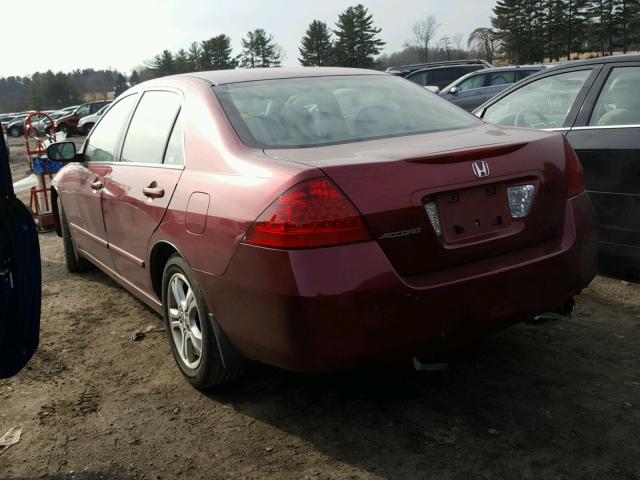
[472,161,490,178]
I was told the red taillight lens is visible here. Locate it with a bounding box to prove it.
[564,138,584,198]
[244,177,371,249]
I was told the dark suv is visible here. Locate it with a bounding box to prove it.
[54,100,111,136]
[387,60,492,91]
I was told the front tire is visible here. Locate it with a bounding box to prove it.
[83,123,94,135]
[58,198,93,273]
[9,126,21,137]
[162,254,243,389]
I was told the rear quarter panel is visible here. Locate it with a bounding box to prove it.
[149,79,318,277]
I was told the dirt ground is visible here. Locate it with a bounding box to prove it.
[1,136,639,480]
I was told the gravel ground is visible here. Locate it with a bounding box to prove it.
[1,136,639,480]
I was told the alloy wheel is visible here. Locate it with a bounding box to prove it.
[167,273,203,369]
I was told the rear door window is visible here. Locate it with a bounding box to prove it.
[74,104,90,117]
[488,71,517,86]
[458,73,488,91]
[84,94,138,163]
[483,69,593,129]
[589,66,640,126]
[121,91,180,165]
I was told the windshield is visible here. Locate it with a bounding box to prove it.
[214,75,481,149]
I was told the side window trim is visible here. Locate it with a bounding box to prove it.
[549,66,601,129]
[573,62,640,128]
[161,108,183,166]
[83,93,140,163]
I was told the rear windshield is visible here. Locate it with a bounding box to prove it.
[214,75,481,149]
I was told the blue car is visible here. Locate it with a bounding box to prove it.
[439,65,552,112]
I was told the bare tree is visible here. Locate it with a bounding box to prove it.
[440,36,452,60]
[468,27,499,63]
[452,33,464,57]
[404,15,441,63]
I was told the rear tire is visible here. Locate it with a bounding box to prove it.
[58,198,93,273]
[162,254,244,389]
[83,123,95,135]
[9,126,20,138]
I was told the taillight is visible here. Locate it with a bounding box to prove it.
[244,177,371,249]
[564,138,584,197]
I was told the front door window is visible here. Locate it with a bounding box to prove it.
[483,69,593,129]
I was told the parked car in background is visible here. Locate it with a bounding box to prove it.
[475,54,640,277]
[48,68,597,389]
[439,65,551,111]
[6,113,46,137]
[77,105,109,135]
[407,64,491,91]
[0,128,40,378]
[1,114,26,130]
[59,105,79,114]
[37,111,71,135]
[54,101,111,136]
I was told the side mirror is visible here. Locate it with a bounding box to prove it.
[449,86,459,95]
[46,141,77,162]
[424,86,440,94]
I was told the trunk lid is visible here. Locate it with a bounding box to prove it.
[265,125,569,277]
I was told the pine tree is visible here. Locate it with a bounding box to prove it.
[201,34,238,70]
[129,71,140,86]
[187,42,204,71]
[299,20,334,66]
[492,0,525,63]
[239,29,282,68]
[147,50,176,77]
[562,0,589,60]
[614,0,640,53]
[114,73,128,96]
[174,49,191,73]
[333,4,385,68]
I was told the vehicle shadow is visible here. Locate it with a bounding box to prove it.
[202,321,618,479]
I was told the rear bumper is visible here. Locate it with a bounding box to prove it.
[196,193,598,372]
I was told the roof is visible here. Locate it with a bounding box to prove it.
[179,67,385,85]
[549,54,640,70]
[478,65,550,71]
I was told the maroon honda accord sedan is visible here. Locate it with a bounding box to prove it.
[46,67,598,389]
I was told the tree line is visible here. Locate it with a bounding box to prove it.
[143,4,385,78]
[491,0,640,64]
[2,1,638,112]
[0,69,128,113]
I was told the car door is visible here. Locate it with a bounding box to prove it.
[58,94,139,270]
[565,62,640,265]
[101,90,183,294]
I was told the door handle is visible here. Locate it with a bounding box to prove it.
[91,179,103,190]
[143,183,165,199]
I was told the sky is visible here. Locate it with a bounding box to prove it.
[2,0,494,77]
